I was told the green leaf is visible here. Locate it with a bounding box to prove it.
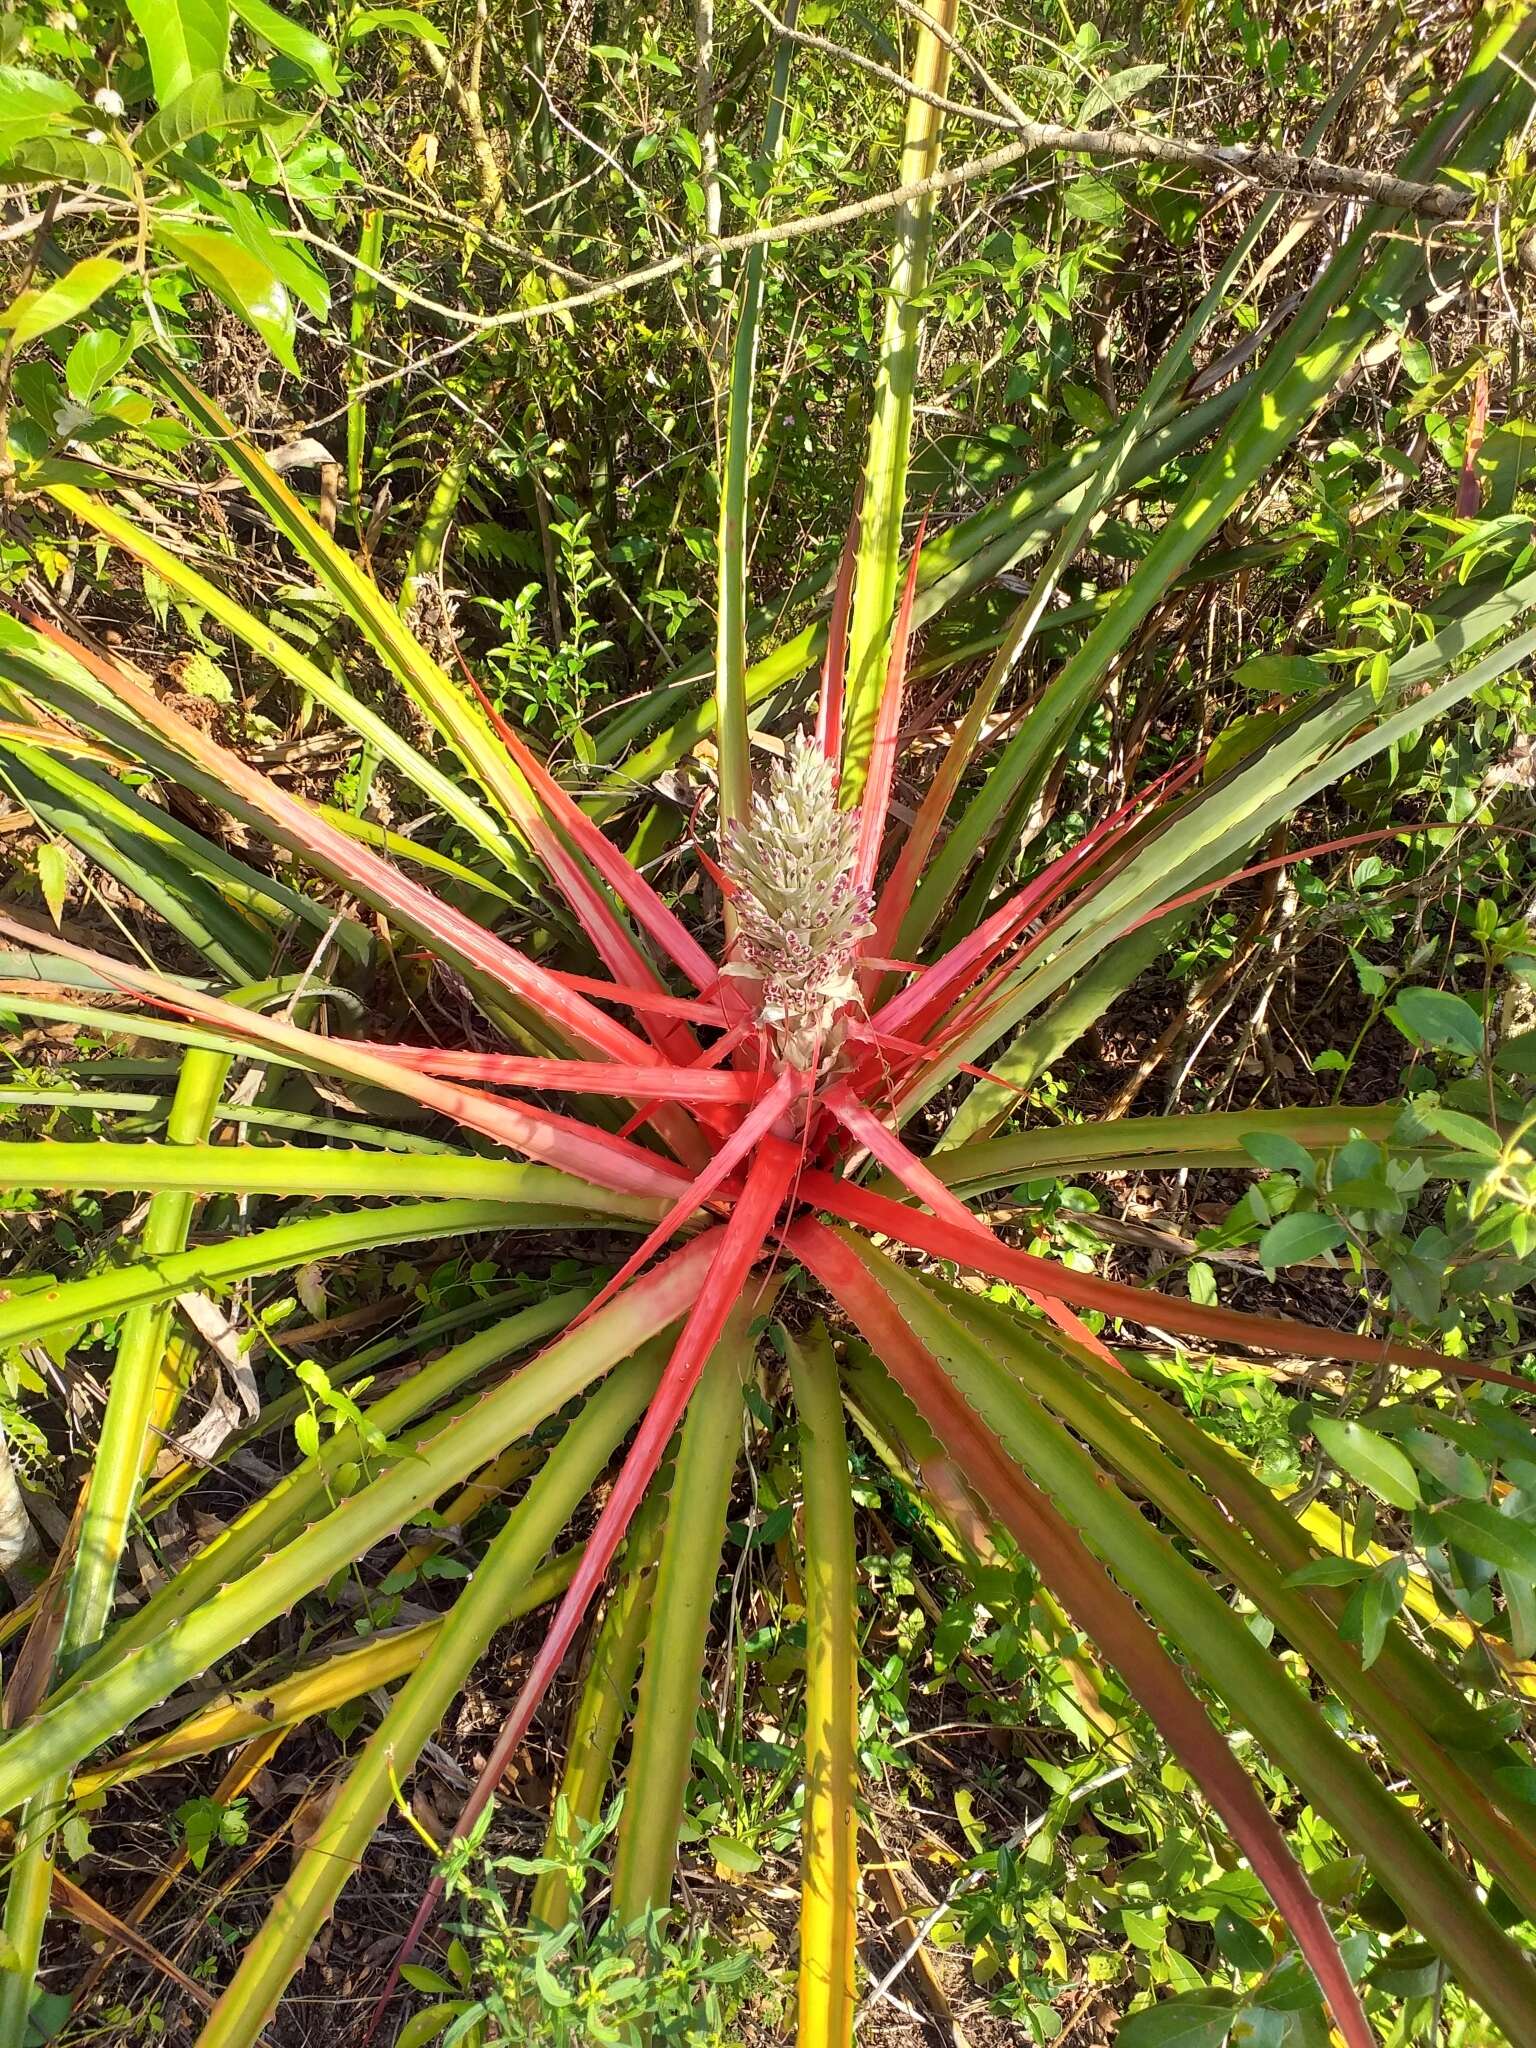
[0,133,135,194]
[2,255,124,347]
[1285,1557,1369,1588]
[1410,1104,1503,1159]
[136,78,281,163]
[1429,1500,1536,1580]
[1241,1132,1318,1185]
[1388,987,1484,1058]
[231,0,341,91]
[125,0,230,103]
[344,7,449,46]
[707,1834,763,1874]
[0,64,85,153]
[157,225,297,371]
[1257,1211,1345,1272]
[1312,1418,1421,1511]
[1117,1995,1236,2048]
[1233,654,1329,696]
[36,842,68,926]
[66,326,137,400]
[1062,173,1125,223]
[1341,1560,1409,1668]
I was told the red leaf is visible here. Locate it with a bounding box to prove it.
[854,524,926,900]
[372,1149,797,2033]
[816,497,862,771]
[0,909,694,1203]
[364,1048,767,1103]
[792,1168,1518,1382]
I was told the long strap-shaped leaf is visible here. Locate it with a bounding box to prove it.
[612,1298,764,1918]
[0,1235,726,1816]
[370,1141,799,2022]
[790,1219,1372,2048]
[60,1292,592,1696]
[190,1347,669,2048]
[17,617,665,1073]
[836,1244,1536,2038]
[792,1168,1522,1383]
[785,1322,859,2048]
[820,1083,1116,1366]
[0,909,692,1202]
[939,1284,1536,1918]
[0,1045,230,2039]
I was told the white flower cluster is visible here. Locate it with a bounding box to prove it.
[721,732,874,1070]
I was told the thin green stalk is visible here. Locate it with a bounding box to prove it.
[715,1,797,837]
[347,207,383,531]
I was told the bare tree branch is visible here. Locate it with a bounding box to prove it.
[741,0,1485,222]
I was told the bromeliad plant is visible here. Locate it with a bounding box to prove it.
[3,509,1536,2044]
[1,9,1535,2044]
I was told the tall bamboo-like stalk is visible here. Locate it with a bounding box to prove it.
[840,0,959,796]
[715,4,798,836]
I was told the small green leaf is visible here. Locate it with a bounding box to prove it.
[36,842,69,927]
[1257,1211,1345,1272]
[345,7,449,46]
[231,0,341,91]
[1341,1559,1409,1667]
[1062,173,1125,223]
[1388,987,1483,1058]
[66,326,137,400]
[708,1834,763,1874]
[1241,1132,1317,1185]
[2,255,124,347]
[1429,1500,1536,1580]
[1312,1418,1421,1510]
[1285,1557,1369,1588]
